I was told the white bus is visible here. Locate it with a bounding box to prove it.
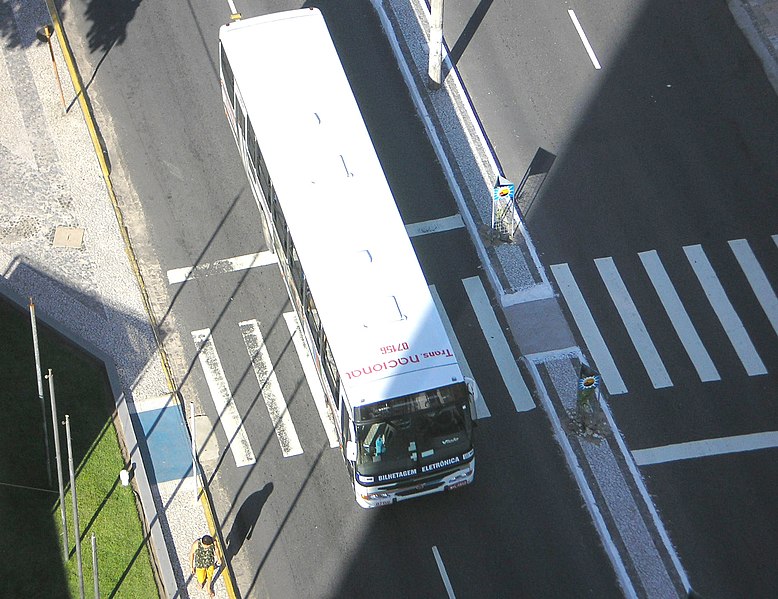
[219,8,477,507]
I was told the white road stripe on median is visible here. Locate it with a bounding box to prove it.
[191,329,256,467]
[432,546,456,599]
[462,276,534,411]
[729,239,778,338]
[240,319,303,457]
[405,214,465,238]
[568,9,602,70]
[429,285,490,419]
[167,251,277,284]
[684,244,767,376]
[283,312,339,448]
[596,257,672,389]
[633,431,778,466]
[550,263,628,394]
[639,250,720,383]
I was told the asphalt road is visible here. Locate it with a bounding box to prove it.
[444,1,778,597]
[63,0,625,597]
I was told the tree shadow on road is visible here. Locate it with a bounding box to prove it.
[84,0,141,54]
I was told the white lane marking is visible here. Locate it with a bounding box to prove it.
[432,546,456,599]
[568,9,602,69]
[684,244,767,376]
[551,263,627,394]
[729,239,778,338]
[639,251,720,383]
[405,214,465,238]
[462,277,534,411]
[191,329,256,467]
[595,257,672,388]
[167,251,277,284]
[240,320,303,457]
[226,0,239,16]
[633,431,778,466]
[283,312,339,448]
[773,234,778,248]
[429,285,490,419]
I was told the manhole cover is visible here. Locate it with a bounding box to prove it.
[52,226,84,248]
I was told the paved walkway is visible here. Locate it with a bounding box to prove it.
[1,0,775,598]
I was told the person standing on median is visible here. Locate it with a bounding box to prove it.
[189,534,223,597]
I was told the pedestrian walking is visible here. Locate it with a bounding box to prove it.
[189,534,222,597]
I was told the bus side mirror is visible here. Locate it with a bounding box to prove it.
[465,377,478,425]
[346,441,357,462]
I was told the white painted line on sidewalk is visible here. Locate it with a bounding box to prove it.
[463,276,534,411]
[167,251,277,284]
[405,214,465,238]
[429,285,490,419]
[133,393,176,413]
[550,263,627,394]
[240,319,303,457]
[432,546,456,599]
[596,257,672,389]
[684,244,767,376]
[191,329,256,467]
[729,239,778,338]
[568,9,602,69]
[640,251,719,382]
[283,312,339,448]
[633,431,778,466]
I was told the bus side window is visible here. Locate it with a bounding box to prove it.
[322,336,340,407]
[289,241,304,296]
[220,45,235,107]
[305,286,321,351]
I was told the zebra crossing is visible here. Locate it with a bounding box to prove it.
[183,275,534,464]
[551,236,777,395]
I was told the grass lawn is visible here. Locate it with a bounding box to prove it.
[0,297,159,598]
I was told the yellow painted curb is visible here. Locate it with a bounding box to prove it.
[41,2,238,597]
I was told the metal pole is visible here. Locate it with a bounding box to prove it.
[39,25,67,113]
[30,299,52,488]
[65,415,85,599]
[191,402,198,504]
[47,370,69,561]
[91,532,100,599]
[428,0,445,89]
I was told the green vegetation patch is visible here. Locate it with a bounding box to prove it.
[0,298,159,598]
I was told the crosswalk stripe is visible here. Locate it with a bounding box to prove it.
[684,244,767,376]
[191,329,256,467]
[639,251,720,383]
[729,239,778,339]
[167,251,277,284]
[595,257,672,389]
[550,264,627,394]
[283,312,339,448]
[429,285,490,419]
[239,320,303,457]
[773,234,778,249]
[405,214,465,238]
[462,276,535,411]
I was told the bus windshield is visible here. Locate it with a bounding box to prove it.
[354,384,472,481]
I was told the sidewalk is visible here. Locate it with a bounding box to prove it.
[0,1,225,598]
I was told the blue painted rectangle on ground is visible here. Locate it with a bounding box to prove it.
[138,407,192,483]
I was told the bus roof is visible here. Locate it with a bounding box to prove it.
[219,9,464,405]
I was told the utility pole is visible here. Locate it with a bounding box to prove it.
[47,370,68,560]
[30,299,52,488]
[428,0,445,89]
